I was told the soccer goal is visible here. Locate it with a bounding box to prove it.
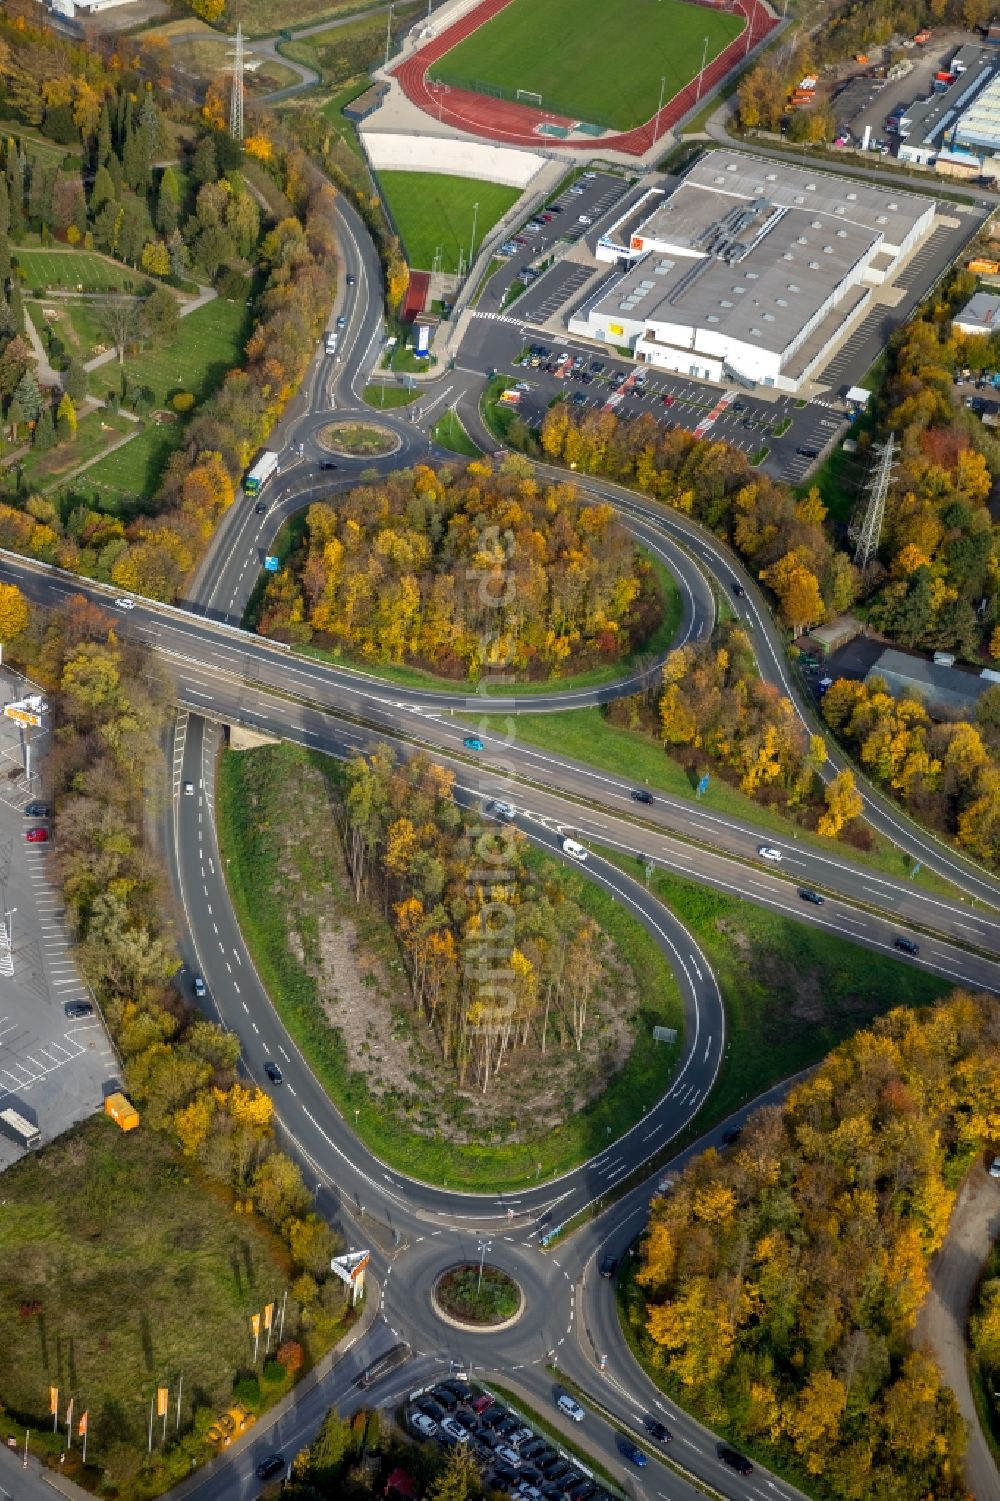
[516,88,543,108]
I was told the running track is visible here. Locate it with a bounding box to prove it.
[392,0,778,156]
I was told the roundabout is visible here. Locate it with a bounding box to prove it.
[317,419,401,458]
[433,1262,524,1331]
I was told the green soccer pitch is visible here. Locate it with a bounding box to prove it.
[427,0,745,131]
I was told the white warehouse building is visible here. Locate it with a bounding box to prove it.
[569,152,936,392]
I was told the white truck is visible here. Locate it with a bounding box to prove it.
[0,1107,40,1150]
[244,450,279,499]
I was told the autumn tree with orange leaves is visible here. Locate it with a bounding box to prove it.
[630,992,1000,1499]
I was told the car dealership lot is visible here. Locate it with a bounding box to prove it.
[0,676,116,1169]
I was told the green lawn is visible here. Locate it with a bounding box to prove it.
[3,409,137,499]
[29,297,111,365]
[460,706,964,895]
[88,297,250,409]
[216,742,684,1191]
[602,853,949,1130]
[377,171,522,273]
[14,249,149,294]
[432,407,481,457]
[362,383,420,408]
[0,1116,344,1497]
[79,424,184,513]
[428,0,744,130]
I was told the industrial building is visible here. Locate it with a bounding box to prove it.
[568,152,936,393]
[953,290,1000,335]
[895,44,995,166]
[865,649,994,720]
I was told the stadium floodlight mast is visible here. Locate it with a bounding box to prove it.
[695,34,710,102]
[652,75,666,146]
[384,2,394,67]
[469,201,479,268]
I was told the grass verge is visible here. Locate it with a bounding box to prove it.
[215,742,684,1191]
[431,407,481,457]
[362,383,420,409]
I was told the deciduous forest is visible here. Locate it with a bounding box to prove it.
[256,465,663,679]
[628,991,1000,1500]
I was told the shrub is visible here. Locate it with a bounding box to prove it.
[233,1374,260,1407]
[171,391,196,413]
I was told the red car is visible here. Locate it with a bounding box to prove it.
[470,1394,494,1414]
[662,394,675,406]
[26,827,49,843]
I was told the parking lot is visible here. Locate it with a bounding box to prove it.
[0,671,116,1170]
[406,1376,625,1501]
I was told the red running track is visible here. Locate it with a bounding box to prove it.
[392,0,778,157]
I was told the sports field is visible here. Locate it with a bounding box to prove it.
[378,171,521,273]
[427,0,745,130]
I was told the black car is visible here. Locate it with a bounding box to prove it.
[719,1445,753,1476]
[346,273,355,286]
[24,801,50,818]
[732,400,746,412]
[721,1124,742,1145]
[630,788,654,804]
[441,1379,473,1403]
[520,1439,549,1460]
[254,500,267,513]
[796,446,819,459]
[799,889,824,906]
[731,580,745,597]
[256,1453,285,1481]
[599,1253,618,1279]
[319,460,337,471]
[644,1417,672,1442]
[453,1410,476,1433]
[493,1463,519,1487]
[481,1404,508,1429]
[64,1000,94,1018]
[894,936,920,956]
[431,1386,459,1410]
[418,1398,445,1423]
[263,1061,283,1085]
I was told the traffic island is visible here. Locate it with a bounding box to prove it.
[432,1263,525,1332]
[316,421,401,458]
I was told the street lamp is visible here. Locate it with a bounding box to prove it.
[469,201,480,270]
[695,34,710,103]
[652,74,666,147]
[384,2,394,68]
[476,1238,492,1299]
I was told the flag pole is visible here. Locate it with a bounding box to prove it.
[176,1373,183,1433]
[148,1395,154,1453]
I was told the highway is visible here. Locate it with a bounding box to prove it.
[3,168,998,1501]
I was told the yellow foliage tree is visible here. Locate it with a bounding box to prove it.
[0,582,29,642]
[817,768,863,838]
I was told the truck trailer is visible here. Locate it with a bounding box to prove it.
[244,450,279,498]
[0,1107,40,1150]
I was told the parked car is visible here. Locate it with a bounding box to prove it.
[24,801,49,818]
[495,1444,522,1468]
[410,1411,438,1439]
[470,1393,494,1414]
[440,1417,470,1445]
[796,446,819,459]
[26,827,49,842]
[440,1380,474,1404]
[64,1001,94,1018]
[418,1399,445,1423]
[431,1387,459,1411]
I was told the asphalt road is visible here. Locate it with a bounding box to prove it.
[2,128,997,1501]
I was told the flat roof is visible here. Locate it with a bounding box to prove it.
[634,151,933,258]
[866,648,988,716]
[593,204,879,357]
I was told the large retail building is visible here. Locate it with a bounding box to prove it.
[569,152,936,392]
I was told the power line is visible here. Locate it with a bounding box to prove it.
[228,24,245,142]
[848,432,895,570]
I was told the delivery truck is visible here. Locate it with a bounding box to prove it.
[244,450,279,499]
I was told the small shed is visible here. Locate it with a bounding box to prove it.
[846,385,870,411]
[105,1092,139,1132]
[806,615,865,656]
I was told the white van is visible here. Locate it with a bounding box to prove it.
[561,839,588,863]
[556,1393,585,1423]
